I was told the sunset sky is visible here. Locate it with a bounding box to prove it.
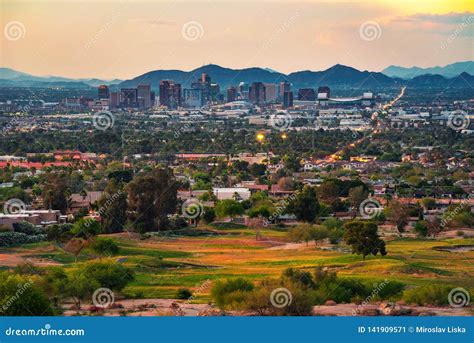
[1,0,473,80]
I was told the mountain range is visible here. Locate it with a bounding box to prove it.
[382,61,474,79]
[0,62,473,90]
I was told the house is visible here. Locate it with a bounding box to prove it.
[68,191,102,213]
[213,188,251,201]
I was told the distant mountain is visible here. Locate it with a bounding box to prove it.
[287,64,398,88]
[118,63,399,90]
[0,67,121,88]
[118,64,288,90]
[382,61,474,79]
[407,72,474,88]
[0,64,472,90]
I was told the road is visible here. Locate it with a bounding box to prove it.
[325,86,406,162]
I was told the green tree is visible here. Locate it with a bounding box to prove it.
[343,220,387,260]
[287,186,320,222]
[215,199,244,219]
[127,168,178,233]
[97,179,127,233]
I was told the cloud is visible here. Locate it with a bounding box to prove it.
[394,12,474,24]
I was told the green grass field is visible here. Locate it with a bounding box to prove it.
[5,225,474,302]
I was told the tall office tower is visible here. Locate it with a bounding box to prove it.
[298,88,316,101]
[249,82,266,106]
[170,83,182,109]
[191,73,212,104]
[120,88,138,108]
[264,83,278,103]
[317,86,331,98]
[279,80,291,99]
[238,82,249,100]
[98,85,110,100]
[110,92,120,109]
[227,86,237,102]
[183,88,203,108]
[283,91,293,109]
[210,83,220,102]
[159,80,172,108]
[137,84,151,108]
[160,80,181,109]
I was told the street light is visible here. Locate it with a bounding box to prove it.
[256,133,265,142]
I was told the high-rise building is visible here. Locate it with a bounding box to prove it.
[264,83,278,103]
[227,87,237,102]
[210,83,220,102]
[192,73,212,104]
[98,85,110,100]
[183,89,203,108]
[298,88,316,101]
[317,86,331,98]
[110,92,120,109]
[159,80,181,109]
[249,82,266,106]
[279,81,291,99]
[137,84,151,108]
[283,91,293,109]
[120,88,138,108]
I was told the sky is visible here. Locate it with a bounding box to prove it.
[0,0,473,80]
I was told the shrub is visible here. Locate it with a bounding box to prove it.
[91,237,119,256]
[0,272,53,316]
[0,232,46,247]
[211,278,254,310]
[13,221,43,235]
[176,288,192,300]
[402,285,453,306]
[45,223,73,242]
[78,260,134,291]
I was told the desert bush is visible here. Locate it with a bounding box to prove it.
[0,272,53,316]
[78,260,134,291]
[91,237,119,256]
[0,232,46,247]
[13,221,43,235]
[211,278,254,310]
[176,288,192,300]
[402,285,453,306]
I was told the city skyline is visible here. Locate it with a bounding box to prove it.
[1,0,473,79]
